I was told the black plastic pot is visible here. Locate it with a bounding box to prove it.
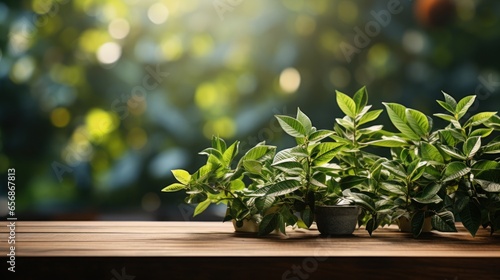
[315,205,359,236]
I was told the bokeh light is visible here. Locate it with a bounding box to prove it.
[50,107,71,128]
[10,56,36,83]
[96,42,122,64]
[1,0,499,221]
[108,18,130,39]
[148,2,169,25]
[279,67,301,94]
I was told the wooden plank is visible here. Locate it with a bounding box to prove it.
[1,221,499,258]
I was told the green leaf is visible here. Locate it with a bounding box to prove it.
[242,159,262,174]
[432,211,457,232]
[258,213,279,236]
[383,103,420,140]
[357,109,383,126]
[275,115,307,138]
[222,141,239,166]
[413,183,442,204]
[456,95,476,119]
[382,162,407,180]
[406,108,430,137]
[474,169,500,192]
[472,160,500,171]
[193,198,211,217]
[339,176,367,190]
[366,136,408,147]
[439,129,461,146]
[419,142,444,163]
[380,181,406,196]
[296,108,313,134]
[357,125,383,135]
[483,142,500,154]
[252,179,301,197]
[463,136,481,158]
[352,86,368,114]
[302,207,314,228]
[469,128,494,138]
[230,179,245,191]
[441,91,457,112]
[411,211,425,237]
[366,217,378,236]
[433,113,455,122]
[349,192,376,212]
[310,177,328,189]
[439,145,466,160]
[211,136,227,153]
[255,196,275,212]
[199,148,224,163]
[335,117,354,130]
[308,130,334,142]
[272,161,304,176]
[272,148,296,165]
[296,219,308,229]
[242,144,274,161]
[454,194,469,213]
[272,160,304,169]
[442,162,471,182]
[278,214,286,234]
[459,201,481,237]
[162,183,187,192]
[465,112,497,128]
[171,169,191,185]
[336,90,357,118]
[311,142,344,165]
[290,146,309,158]
[485,114,500,129]
[407,160,428,181]
[280,205,298,227]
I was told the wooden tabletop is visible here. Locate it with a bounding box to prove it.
[2,221,500,279]
[1,221,499,257]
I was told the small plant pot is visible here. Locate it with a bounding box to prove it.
[315,205,359,236]
[232,219,259,233]
[397,216,433,233]
[232,219,281,235]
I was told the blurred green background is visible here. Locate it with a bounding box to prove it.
[0,0,499,221]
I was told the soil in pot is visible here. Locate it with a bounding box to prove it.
[315,205,359,236]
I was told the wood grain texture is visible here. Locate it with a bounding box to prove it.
[1,221,499,257]
[1,221,499,279]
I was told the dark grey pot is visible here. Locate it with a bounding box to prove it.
[315,205,359,236]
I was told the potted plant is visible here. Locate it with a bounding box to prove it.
[368,92,500,237]
[366,99,458,237]
[248,107,349,235]
[255,87,385,236]
[431,93,500,236]
[162,87,500,238]
[326,87,393,236]
[161,135,279,233]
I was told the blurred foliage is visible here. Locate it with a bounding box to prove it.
[0,0,499,220]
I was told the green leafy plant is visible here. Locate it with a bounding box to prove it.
[250,108,346,235]
[254,87,386,235]
[162,88,500,238]
[369,92,500,237]
[162,136,277,228]
[432,93,500,236]
[366,99,454,237]
[328,87,392,236]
